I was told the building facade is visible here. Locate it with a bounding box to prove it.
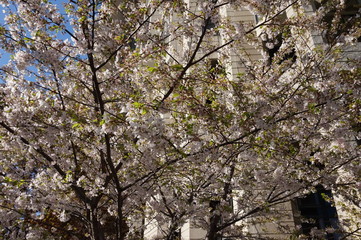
[144,0,361,239]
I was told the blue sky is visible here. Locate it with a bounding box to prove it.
[0,0,72,82]
[0,5,11,68]
[0,0,70,69]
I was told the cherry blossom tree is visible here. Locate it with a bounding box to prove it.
[0,0,359,239]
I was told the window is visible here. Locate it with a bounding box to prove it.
[262,32,283,64]
[208,58,225,80]
[260,13,297,65]
[202,1,219,34]
[314,0,361,43]
[169,230,181,240]
[128,38,136,50]
[294,186,341,239]
[261,31,297,65]
[204,18,216,30]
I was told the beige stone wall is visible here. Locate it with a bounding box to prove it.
[246,201,296,239]
[220,5,262,80]
[181,219,207,240]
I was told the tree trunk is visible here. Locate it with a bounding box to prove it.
[207,199,221,240]
[91,210,105,240]
[166,222,180,240]
[207,214,221,240]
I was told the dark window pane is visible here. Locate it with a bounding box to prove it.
[294,186,341,240]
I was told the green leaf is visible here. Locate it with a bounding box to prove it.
[171,64,183,71]
[147,67,157,73]
[72,123,83,130]
[132,102,144,108]
[99,119,106,126]
[78,16,87,22]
